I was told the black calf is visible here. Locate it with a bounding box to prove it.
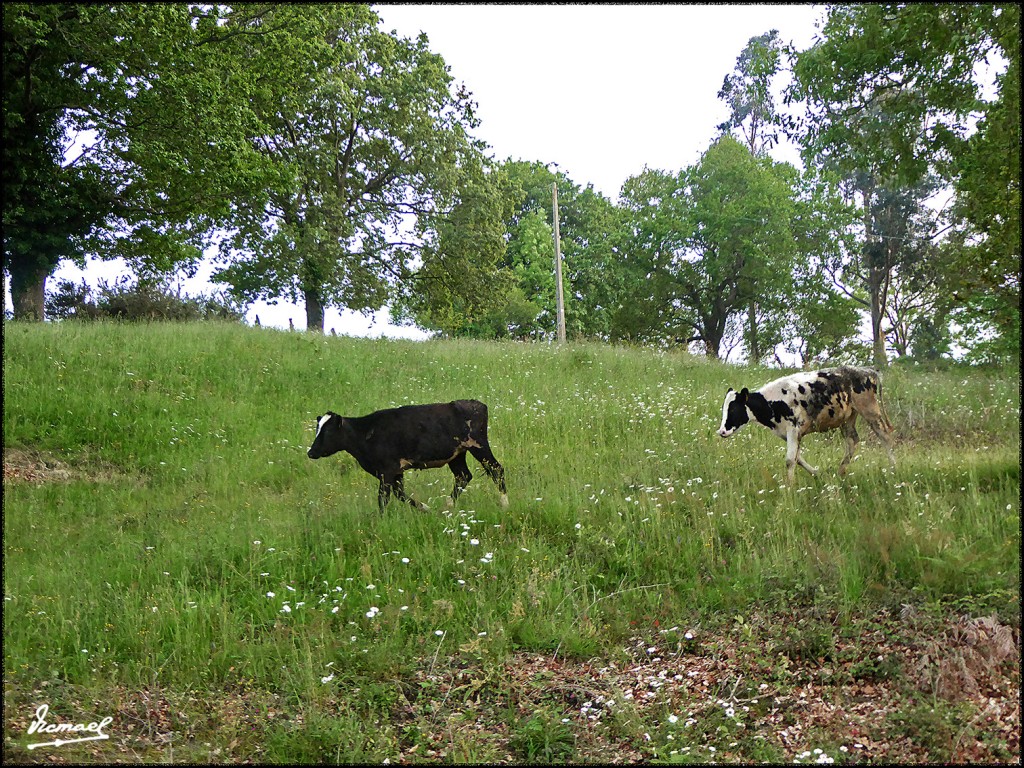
[308,399,508,511]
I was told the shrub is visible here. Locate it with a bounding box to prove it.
[45,276,245,322]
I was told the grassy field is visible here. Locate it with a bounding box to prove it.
[3,321,1020,763]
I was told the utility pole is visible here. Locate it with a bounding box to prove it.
[552,178,566,343]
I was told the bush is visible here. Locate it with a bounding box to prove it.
[45,276,245,323]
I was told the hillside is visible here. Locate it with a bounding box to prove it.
[3,321,1020,763]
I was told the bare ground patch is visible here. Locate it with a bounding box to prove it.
[3,447,127,485]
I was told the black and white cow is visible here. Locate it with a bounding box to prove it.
[718,366,895,483]
[307,399,508,511]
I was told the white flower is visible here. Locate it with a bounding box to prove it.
[266,591,276,598]
[321,674,334,684]
[668,714,678,724]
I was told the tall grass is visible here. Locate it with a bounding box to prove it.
[3,321,1019,759]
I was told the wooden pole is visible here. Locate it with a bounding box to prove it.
[553,180,566,343]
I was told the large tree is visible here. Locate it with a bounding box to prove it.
[212,7,488,332]
[3,4,278,319]
[619,136,798,358]
[790,3,1021,361]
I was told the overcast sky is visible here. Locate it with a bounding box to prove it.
[10,4,827,335]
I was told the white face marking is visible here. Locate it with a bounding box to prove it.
[315,414,331,440]
[718,390,737,438]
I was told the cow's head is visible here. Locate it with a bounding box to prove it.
[307,412,344,459]
[718,388,750,438]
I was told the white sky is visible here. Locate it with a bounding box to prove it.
[7,4,826,337]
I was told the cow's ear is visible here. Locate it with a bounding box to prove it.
[739,387,749,400]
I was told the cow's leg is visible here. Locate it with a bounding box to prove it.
[785,428,816,482]
[863,413,896,466]
[838,418,860,476]
[390,473,429,512]
[468,444,508,507]
[377,475,393,512]
[379,472,428,512]
[447,453,472,507]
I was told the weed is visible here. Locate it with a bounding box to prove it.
[510,710,576,763]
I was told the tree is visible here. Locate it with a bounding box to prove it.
[790,3,1021,360]
[393,166,518,338]
[717,28,791,363]
[718,29,785,157]
[212,7,488,332]
[619,136,798,358]
[3,4,281,319]
[499,161,629,340]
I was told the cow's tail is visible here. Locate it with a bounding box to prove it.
[874,370,896,433]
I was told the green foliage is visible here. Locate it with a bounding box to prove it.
[395,166,519,337]
[3,4,285,317]
[790,3,1020,363]
[212,6,489,331]
[619,136,801,357]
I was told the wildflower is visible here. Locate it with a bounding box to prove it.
[668,714,679,724]
[321,674,334,684]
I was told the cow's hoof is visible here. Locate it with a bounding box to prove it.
[499,494,509,508]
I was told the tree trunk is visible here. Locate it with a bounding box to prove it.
[869,274,888,368]
[9,262,49,321]
[861,179,888,369]
[304,286,324,333]
[747,299,761,365]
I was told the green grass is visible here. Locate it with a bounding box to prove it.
[3,321,1019,762]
